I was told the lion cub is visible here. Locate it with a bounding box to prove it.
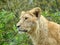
[17,7,60,45]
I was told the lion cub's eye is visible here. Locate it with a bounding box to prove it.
[25,17,28,20]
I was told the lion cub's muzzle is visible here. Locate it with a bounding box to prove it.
[16,25,27,32]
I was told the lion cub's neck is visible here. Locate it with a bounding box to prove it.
[28,15,49,45]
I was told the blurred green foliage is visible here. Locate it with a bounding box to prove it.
[0,0,60,45]
[0,0,60,13]
[0,10,32,45]
[42,11,60,24]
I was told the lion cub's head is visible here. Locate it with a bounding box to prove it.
[17,7,41,34]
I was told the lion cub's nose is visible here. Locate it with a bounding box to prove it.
[16,23,21,28]
[16,24,21,28]
[17,26,20,28]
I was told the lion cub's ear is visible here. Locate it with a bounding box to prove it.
[29,7,41,17]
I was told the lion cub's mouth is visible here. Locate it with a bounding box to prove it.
[17,28,28,32]
[19,30,27,32]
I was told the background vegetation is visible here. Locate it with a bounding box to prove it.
[0,0,60,45]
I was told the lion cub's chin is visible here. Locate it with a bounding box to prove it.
[18,31,24,34]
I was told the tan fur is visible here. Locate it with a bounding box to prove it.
[17,7,60,45]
